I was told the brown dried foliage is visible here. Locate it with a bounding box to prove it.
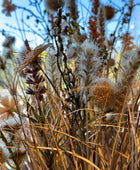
[2,0,16,16]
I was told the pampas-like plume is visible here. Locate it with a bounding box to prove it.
[118,49,140,88]
[45,48,60,91]
[114,48,140,112]
[78,40,100,87]
[77,39,102,101]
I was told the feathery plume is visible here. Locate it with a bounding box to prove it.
[45,48,60,90]
[118,48,140,87]
[78,40,100,87]
[114,48,140,112]
[77,40,102,101]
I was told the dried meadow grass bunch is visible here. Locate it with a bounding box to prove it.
[0,0,139,169]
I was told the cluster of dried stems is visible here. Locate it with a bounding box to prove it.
[0,0,140,169]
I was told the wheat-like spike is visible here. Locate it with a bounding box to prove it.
[97,5,106,42]
[78,40,101,87]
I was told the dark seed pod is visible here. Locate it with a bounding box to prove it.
[24,67,33,74]
[26,87,35,95]
[35,75,45,84]
[105,5,115,20]
[26,76,35,85]
[39,86,47,94]
[45,0,62,14]
[32,65,41,73]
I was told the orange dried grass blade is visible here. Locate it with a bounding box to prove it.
[33,44,52,59]
[15,43,53,73]
[0,162,7,170]
[10,97,16,108]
